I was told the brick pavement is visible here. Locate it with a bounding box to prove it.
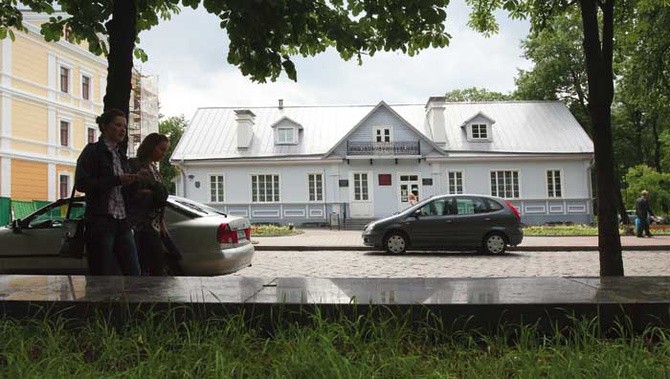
[240,229,670,278]
[251,228,670,251]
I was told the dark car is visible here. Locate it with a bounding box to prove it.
[362,194,523,254]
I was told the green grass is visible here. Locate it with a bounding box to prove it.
[2,311,670,378]
[524,224,670,236]
[251,224,302,237]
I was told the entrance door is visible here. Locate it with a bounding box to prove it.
[350,172,373,218]
[398,174,420,210]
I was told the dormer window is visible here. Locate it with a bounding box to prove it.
[461,112,495,142]
[471,123,488,139]
[277,127,295,144]
[272,116,302,145]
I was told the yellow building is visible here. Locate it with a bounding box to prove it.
[0,11,106,201]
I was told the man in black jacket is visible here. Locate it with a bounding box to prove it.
[75,109,140,275]
[635,190,655,238]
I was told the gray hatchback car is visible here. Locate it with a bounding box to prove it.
[362,194,523,254]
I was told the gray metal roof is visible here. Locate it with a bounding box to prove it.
[171,101,593,161]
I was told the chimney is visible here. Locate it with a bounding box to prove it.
[234,109,255,149]
[278,99,284,110]
[425,96,447,145]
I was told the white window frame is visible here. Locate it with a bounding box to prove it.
[59,63,73,94]
[447,170,464,194]
[276,127,295,144]
[470,123,489,140]
[307,173,324,202]
[85,125,97,144]
[58,173,72,199]
[58,118,72,147]
[353,172,370,201]
[490,170,520,198]
[81,72,92,101]
[373,126,393,143]
[209,174,225,203]
[251,174,280,203]
[546,169,563,198]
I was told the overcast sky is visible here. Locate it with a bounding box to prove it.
[137,1,532,120]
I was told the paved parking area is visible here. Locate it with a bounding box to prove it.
[232,250,670,278]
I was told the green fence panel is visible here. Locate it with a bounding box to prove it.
[11,200,36,220]
[0,197,10,226]
[33,200,51,210]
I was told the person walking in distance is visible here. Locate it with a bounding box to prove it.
[635,190,655,238]
[75,109,141,275]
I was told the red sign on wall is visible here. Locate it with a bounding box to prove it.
[378,174,392,186]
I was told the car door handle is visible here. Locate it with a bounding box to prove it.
[484,217,491,221]
[444,220,453,223]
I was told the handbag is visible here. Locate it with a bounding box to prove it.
[59,187,86,259]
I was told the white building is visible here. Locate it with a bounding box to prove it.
[170,97,594,226]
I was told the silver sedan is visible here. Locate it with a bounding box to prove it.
[0,195,254,276]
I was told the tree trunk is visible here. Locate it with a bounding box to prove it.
[579,0,624,276]
[103,0,137,153]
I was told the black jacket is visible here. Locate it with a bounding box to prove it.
[635,196,654,219]
[75,138,131,218]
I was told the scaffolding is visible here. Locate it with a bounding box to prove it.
[128,68,159,157]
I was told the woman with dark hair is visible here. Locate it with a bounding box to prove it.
[75,108,141,276]
[128,132,173,275]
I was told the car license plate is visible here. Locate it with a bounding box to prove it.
[237,230,246,240]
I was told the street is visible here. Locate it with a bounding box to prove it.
[232,249,670,278]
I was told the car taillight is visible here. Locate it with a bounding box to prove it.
[244,227,251,240]
[504,200,521,222]
[217,223,238,244]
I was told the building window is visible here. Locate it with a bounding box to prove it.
[447,171,463,194]
[60,120,70,147]
[308,173,323,201]
[82,75,91,100]
[375,127,391,143]
[277,127,294,144]
[353,173,369,201]
[547,170,562,198]
[60,66,70,93]
[471,124,488,139]
[59,175,69,199]
[210,175,224,203]
[252,174,280,202]
[490,170,519,198]
[87,127,96,143]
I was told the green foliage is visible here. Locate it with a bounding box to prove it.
[624,165,670,212]
[158,115,186,194]
[444,87,513,101]
[3,1,454,83]
[513,9,591,132]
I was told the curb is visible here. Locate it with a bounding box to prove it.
[254,245,670,252]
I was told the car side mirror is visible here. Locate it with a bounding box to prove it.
[412,209,422,218]
[11,219,22,233]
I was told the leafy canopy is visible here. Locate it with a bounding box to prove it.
[5,0,453,82]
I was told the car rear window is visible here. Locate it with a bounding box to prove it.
[169,197,227,217]
[485,198,504,211]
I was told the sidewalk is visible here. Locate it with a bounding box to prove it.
[252,229,670,251]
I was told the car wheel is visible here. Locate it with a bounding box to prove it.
[384,231,408,254]
[482,232,507,254]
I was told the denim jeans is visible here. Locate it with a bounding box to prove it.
[85,216,140,276]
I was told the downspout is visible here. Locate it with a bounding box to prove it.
[179,159,187,198]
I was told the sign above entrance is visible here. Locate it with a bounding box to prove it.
[422,178,433,186]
